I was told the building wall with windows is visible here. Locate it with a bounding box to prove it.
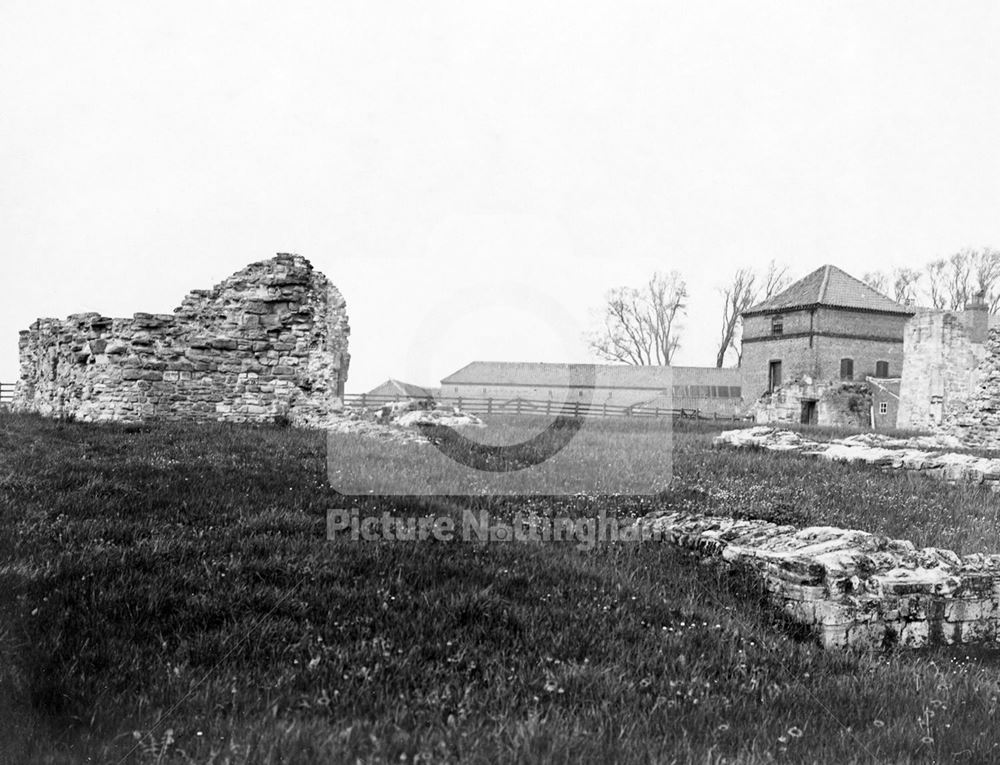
[741,307,908,405]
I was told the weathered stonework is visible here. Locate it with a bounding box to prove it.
[749,377,872,428]
[716,426,1000,491]
[897,308,988,432]
[642,511,1000,650]
[942,327,1000,449]
[14,254,349,427]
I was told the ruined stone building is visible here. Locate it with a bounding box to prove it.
[896,294,1000,446]
[14,254,350,427]
[741,265,914,426]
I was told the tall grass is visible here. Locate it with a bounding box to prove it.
[3,412,1000,763]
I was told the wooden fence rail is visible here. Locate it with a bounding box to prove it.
[342,393,749,423]
[0,382,14,406]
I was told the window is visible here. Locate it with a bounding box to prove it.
[875,360,889,377]
[771,315,784,335]
[768,360,782,392]
[879,401,888,415]
[840,358,854,380]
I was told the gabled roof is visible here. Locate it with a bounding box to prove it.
[441,362,741,389]
[743,265,914,316]
[367,379,434,398]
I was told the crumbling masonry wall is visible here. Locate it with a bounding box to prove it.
[14,254,349,427]
[642,512,1000,650]
[944,327,1000,448]
[897,310,986,432]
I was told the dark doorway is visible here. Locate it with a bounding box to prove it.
[768,360,782,392]
[800,399,818,425]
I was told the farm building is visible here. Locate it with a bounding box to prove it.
[741,264,913,425]
[438,362,743,416]
[365,379,435,400]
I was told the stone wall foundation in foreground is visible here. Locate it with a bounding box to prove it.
[641,512,1000,650]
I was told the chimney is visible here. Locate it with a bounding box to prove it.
[964,290,989,343]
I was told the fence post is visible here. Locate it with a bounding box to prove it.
[457,397,463,410]
[654,407,659,418]
[602,402,608,417]
[574,401,580,418]
[360,394,367,408]
[546,400,551,416]
[487,398,493,414]
[516,399,522,415]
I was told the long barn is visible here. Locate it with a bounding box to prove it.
[438,362,743,416]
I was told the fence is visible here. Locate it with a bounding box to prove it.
[0,382,13,407]
[343,393,750,422]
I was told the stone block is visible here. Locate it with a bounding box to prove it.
[121,370,163,382]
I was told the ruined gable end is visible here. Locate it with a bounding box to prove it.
[13,253,350,427]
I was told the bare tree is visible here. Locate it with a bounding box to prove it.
[891,268,921,304]
[925,259,949,309]
[716,261,790,367]
[716,268,756,368]
[863,271,888,295]
[923,249,1000,310]
[864,268,921,304]
[970,248,1000,310]
[590,271,688,365]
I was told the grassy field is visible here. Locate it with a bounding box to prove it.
[5,412,1000,763]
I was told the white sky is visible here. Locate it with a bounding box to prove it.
[2,1,998,392]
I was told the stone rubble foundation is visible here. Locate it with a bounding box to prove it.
[716,426,1000,491]
[641,511,1000,650]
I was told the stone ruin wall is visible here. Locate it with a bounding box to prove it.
[643,511,1000,650]
[14,254,349,427]
[750,378,872,428]
[944,327,1000,448]
[897,309,985,432]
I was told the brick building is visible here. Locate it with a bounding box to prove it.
[741,265,914,414]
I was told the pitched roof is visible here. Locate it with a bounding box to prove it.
[366,379,434,398]
[743,265,914,316]
[440,362,741,389]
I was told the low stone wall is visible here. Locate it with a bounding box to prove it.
[641,511,1000,649]
[14,254,350,427]
[716,426,1000,491]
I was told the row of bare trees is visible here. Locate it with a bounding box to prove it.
[588,262,790,367]
[863,248,1000,312]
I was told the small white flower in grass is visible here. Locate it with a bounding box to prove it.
[788,727,803,738]
[873,719,885,728]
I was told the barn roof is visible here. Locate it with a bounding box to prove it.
[743,265,914,316]
[367,379,435,398]
[440,362,740,390]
